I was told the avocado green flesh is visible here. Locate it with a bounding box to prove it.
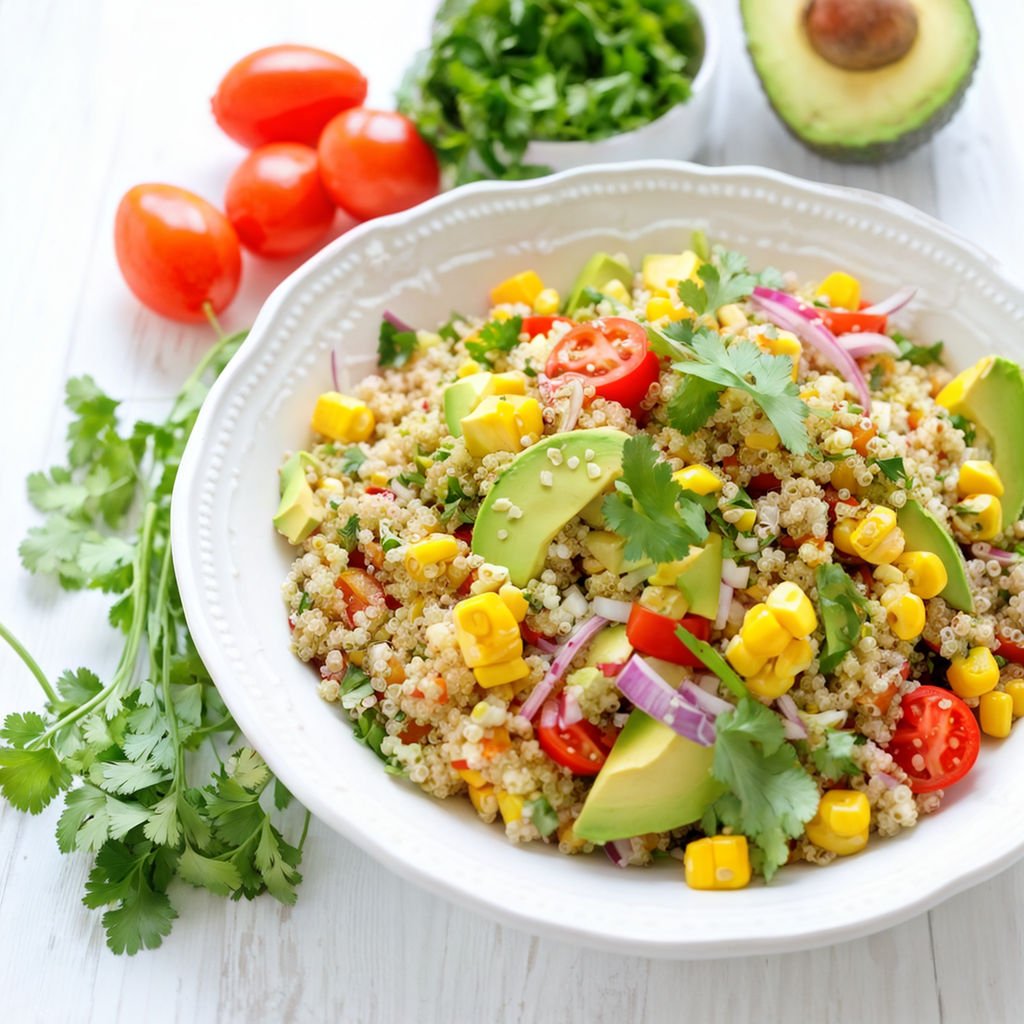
[582,624,633,667]
[471,428,629,587]
[574,709,724,843]
[943,357,1024,525]
[443,374,491,437]
[564,252,632,314]
[675,534,723,620]
[273,452,323,544]
[897,499,973,613]
[740,0,979,162]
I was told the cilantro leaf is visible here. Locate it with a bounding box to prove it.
[816,563,867,674]
[440,476,476,525]
[810,729,863,782]
[101,870,178,955]
[465,316,523,368]
[338,513,360,551]
[177,844,243,896]
[950,413,976,446]
[601,434,708,564]
[666,374,722,434]
[678,254,757,317]
[871,456,910,486]
[340,446,367,476]
[378,318,418,368]
[0,746,71,813]
[893,331,944,367]
[0,711,46,749]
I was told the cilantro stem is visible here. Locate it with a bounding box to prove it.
[297,809,312,855]
[0,620,59,706]
[154,539,185,785]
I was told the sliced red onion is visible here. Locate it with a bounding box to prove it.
[383,310,415,334]
[751,292,871,410]
[715,581,733,630]
[520,615,609,721]
[679,679,733,717]
[557,377,585,433]
[752,286,807,314]
[557,687,584,729]
[330,348,341,391]
[721,558,750,590]
[837,332,900,358]
[604,838,633,868]
[862,286,917,317]
[776,693,808,740]
[614,655,716,746]
[592,596,632,623]
[873,770,900,790]
[972,542,1019,567]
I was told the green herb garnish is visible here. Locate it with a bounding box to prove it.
[378,317,418,368]
[816,563,868,674]
[526,795,559,837]
[340,446,367,476]
[892,331,944,367]
[810,729,864,782]
[949,413,976,445]
[871,456,910,486]
[465,316,523,368]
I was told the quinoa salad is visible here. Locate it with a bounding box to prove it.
[274,239,1024,888]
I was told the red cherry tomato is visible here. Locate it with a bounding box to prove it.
[212,45,367,148]
[335,568,386,622]
[820,310,888,336]
[887,685,980,793]
[318,109,440,221]
[537,717,615,776]
[544,317,660,416]
[995,635,1024,664]
[224,143,336,258]
[114,184,241,322]
[521,315,573,337]
[625,607,712,667]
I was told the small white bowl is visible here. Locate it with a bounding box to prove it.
[523,0,720,172]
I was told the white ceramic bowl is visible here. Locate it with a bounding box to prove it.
[522,0,719,172]
[173,161,1024,959]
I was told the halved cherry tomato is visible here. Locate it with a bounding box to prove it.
[995,635,1024,664]
[114,184,241,321]
[823,487,860,519]
[212,45,367,148]
[887,684,980,793]
[224,143,336,257]
[335,568,386,622]
[747,473,782,495]
[521,622,556,649]
[820,310,888,336]
[537,718,614,776]
[522,315,573,338]
[318,108,440,221]
[625,606,711,667]
[544,317,660,416]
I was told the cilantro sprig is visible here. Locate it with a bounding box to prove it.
[809,729,863,782]
[816,563,868,674]
[602,434,708,565]
[465,316,523,368]
[378,317,418,368]
[0,326,310,955]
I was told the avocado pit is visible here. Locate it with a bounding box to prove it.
[804,0,919,71]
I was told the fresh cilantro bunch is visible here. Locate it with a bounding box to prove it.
[0,327,310,955]
[398,0,704,183]
[602,434,708,565]
[816,563,868,674]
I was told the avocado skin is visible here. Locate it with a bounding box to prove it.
[740,0,980,164]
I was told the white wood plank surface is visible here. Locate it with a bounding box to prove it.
[1,1,1022,1021]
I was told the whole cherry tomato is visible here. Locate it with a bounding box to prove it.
[212,44,367,148]
[225,143,336,258]
[318,108,440,221]
[114,184,241,322]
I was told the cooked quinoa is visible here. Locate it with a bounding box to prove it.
[277,245,1024,887]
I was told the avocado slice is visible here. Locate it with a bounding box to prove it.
[897,499,973,613]
[937,356,1024,524]
[564,253,632,315]
[574,708,724,843]
[443,372,525,437]
[674,533,723,620]
[740,0,979,162]
[273,452,323,544]
[584,530,652,575]
[641,251,701,296]
[564,625,634,698]
[472,428,629,586]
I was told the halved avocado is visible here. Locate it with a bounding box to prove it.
[897,499,973,613]
[740,0,980,162]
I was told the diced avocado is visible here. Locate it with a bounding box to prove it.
[741,0,979,163]
[584,530,651,575]
[897,499,973,613]
[937,356,1024,524]
[574,708,724,843]
[564,252,632,315]
[641,251,701,295]
[674,533,723,620]
[579,493,607,528]
[472,428,629,586]
[273,452,323,544]
[443,371,525,437]
[583,623,633,667]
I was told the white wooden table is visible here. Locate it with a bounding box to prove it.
[2,2,1023,1021]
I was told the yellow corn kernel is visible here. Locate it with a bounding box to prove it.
[805,790,870,855]
[347,650,366,667]
[740,604,792,658]
[953,494,1003,542]
[735,508,757,532]
[980,690,1013,739]
[458,768,486,788]
[639,585,690,619]
[885,592,926,641]
[896,550,948,600]
[1005,680,1024,718]
[947,645,1000,698]
[603,278,632,305]
[745,668,797,700]
[725,635,768,678]
[684,835,751,891]
[957,459,1004,498]
[775,637,814,678]
[644,296,689,322]
[461,395,543,458]
[468,783,495,816]
[936,356,992,410]
[817,271,861,310]
[672,464,723,496]
[369,471,389,487]
[496,789,524,824]
[498,583,529,622]
[873,563,904,587]
[718,303,749,330]
[453,592,523,668]
[404,534,460,582]
[765,581,818,639]
[457,360,482,378]
[490,270,544,307]
[311,392,376,443]
[831,461,858,494]
[832,518,859,555]
[474,658,530,688]
[850,506,905,564]
[745,426,780,451]
[532,288,560,315]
